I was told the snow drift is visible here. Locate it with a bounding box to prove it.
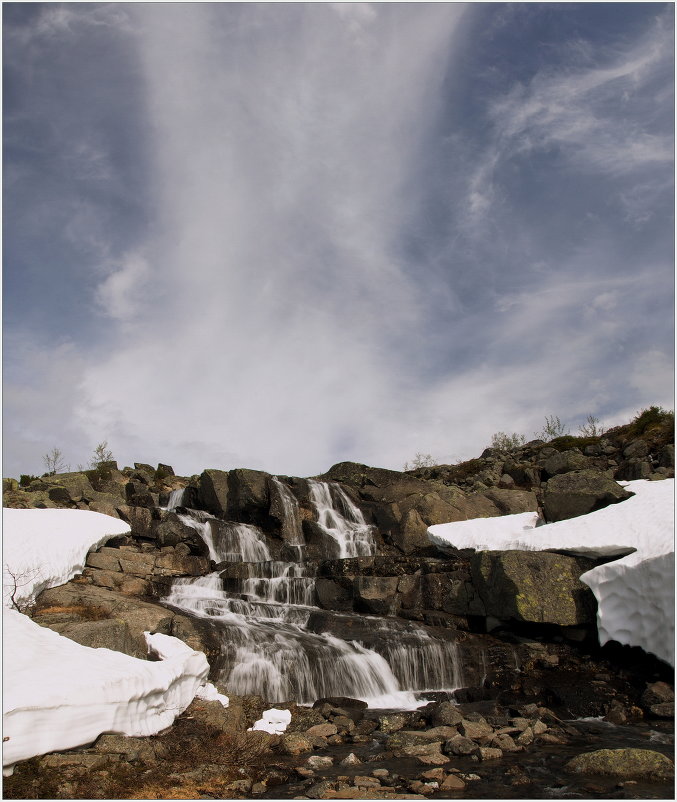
[428,479,674,666]
[2,508,220,774]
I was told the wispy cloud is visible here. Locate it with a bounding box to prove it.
[3,4,673,478]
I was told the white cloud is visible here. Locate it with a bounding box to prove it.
[95,253,150,322]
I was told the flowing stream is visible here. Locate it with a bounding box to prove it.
[164,478,463,707]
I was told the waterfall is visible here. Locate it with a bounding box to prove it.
[307,479,375,558]
[166,487,186,511]
[177,512,270,564]
[164,487,464,708]
[271,477,305,548]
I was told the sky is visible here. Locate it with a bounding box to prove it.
[3,2,674,479]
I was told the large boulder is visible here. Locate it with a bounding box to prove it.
[228,469,270,520]
[36,472,95,503]
[470,551,598,626]
[542,450,590,477]
[543,470,632,522]
[353,576,399,616]
[197,469,230,516]
[564,749,674,782]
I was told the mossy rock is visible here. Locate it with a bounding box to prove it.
[565,748,674,782]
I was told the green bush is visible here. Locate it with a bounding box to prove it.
[627,406,674,437]
[19,474,38,487]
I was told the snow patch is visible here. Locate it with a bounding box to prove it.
[248,707,292,734]
[3,607,209,774]
[428,480,674,666]
[2,508,130,608]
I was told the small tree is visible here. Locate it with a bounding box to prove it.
[536,415,569,441]
[43,446,66,476]
[90,441,114,469]
[403,453,436,471]
[490,431,526,451]
[4,564,39,614]
[578,415,605,437]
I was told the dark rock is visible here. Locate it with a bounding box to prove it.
[543,470,632,522]
[470,550,597,626]
[198,469,230,516]
[228,468,271,519]
[481,488,539,515]
[314,577,354,611]
[543,450,590,477]
[353,576,399,615]
[125,480,155,508]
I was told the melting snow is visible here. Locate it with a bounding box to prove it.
[248,707,292,734]
[428,479,674,666]
[2,508,221,774]
[3,508,131,608]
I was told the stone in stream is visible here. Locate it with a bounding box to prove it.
[564,748,674,782]
[306,755,334,770]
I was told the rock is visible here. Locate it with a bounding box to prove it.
[281,733,315,755]
[565,749,674,782]
[441,774,466,790]
[444,734,478,755]
[516,727,534,746]
[353,576,399,616]
[641,681,674,707]
[649,703,674,718]
[353,775,381,788]
[340,753,362,766]
[543,470,632,522]
[426,701,463,728]
[198,469,230,516]
[307,724,338,738]
[543,450,590,477]
[491,733,520,752]
[419,768,446,782]
[470,550,597,626]
[416,753,450,765]
[116,505,153,538]
[46,618,142,659]
[377,713,408,733]
[623,440,650,459]
[478,746,503,760]
[459,718,493,741]
[481,488,539,514]
[307,756,334,770]
[228,468,271,519]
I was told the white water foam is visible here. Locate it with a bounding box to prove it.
[307,479,375,558]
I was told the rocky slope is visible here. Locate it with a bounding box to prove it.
[2,409,674,798]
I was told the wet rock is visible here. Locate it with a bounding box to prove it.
[491,732,520,752]
[441,774,467,790]
[565,748,674,782]
[340,753,362,766]
[306,756,334,770]
[419,768,446,782]
[408,779,438,795]
[416,753,450,766]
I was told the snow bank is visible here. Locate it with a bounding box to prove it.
[248,707,292,734]
[2,508,130,608]
[3,607,209,774]
[428,480,674,666]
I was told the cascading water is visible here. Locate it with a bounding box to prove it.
[307,479,375,558]
[164,476,464,707]
[165,487,187,511]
